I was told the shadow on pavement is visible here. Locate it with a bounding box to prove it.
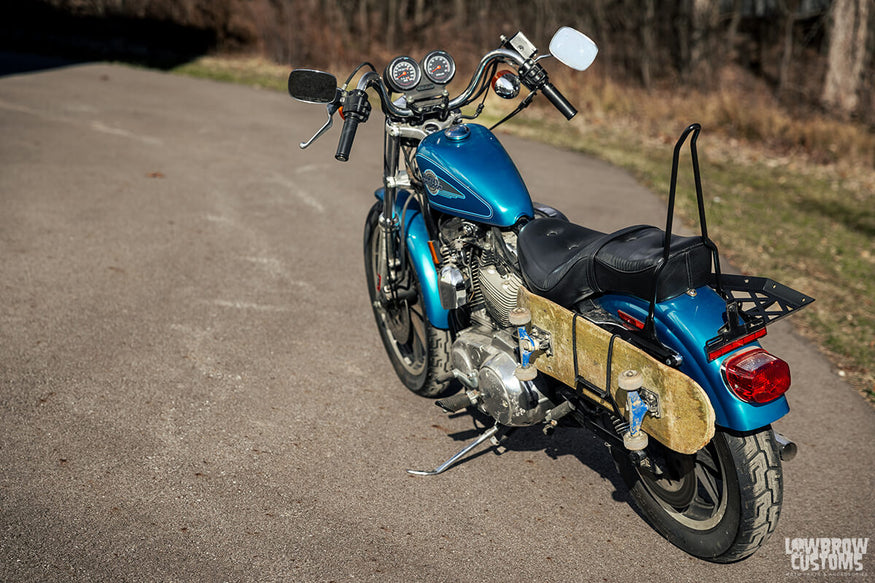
[0,1,219,77]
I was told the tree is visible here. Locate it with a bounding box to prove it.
[821,0,871,116]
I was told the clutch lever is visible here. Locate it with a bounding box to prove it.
[299,89,343,149]
[299,102,339,149]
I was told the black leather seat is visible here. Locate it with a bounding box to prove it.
[517,218,711,308]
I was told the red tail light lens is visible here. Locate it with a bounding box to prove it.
[724,349,791,404]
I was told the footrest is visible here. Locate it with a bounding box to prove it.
[436,391,476,414]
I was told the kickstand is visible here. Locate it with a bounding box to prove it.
[407,424,501,476]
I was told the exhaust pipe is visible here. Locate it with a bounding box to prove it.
[774,432,797,462]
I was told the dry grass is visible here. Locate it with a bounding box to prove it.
[504,65,874,401]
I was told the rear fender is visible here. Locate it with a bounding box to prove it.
[597,287,789,431]
[375,188,449,329]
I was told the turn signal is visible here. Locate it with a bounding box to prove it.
[724,349,791,404]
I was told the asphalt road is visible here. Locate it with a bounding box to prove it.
[1,59,872,583]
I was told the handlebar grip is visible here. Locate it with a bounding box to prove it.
[542,82,577,120]
[335,115,360,162]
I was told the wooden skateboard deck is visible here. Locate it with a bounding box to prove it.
[518,288,715,454]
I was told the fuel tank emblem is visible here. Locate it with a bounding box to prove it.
[423,169,464,199]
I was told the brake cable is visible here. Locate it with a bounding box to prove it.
[489,90,537,130]
[461,62,498,120]
[341,62,377,90]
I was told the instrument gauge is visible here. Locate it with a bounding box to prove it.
[385,56,421,92]
[423,50,456,84]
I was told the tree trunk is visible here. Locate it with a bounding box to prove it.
[822,0,871,115]
[641,0,655,90]
[689,0,720,86]
[725,0,743,60]
[778,0,799,96]
[386,0,398,51]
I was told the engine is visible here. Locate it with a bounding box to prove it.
[450,327,554,426]
[438,218,554,427]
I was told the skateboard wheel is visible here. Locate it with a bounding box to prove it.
[509,307,532,326]
[623,430,649,451]
[514,365,537,381]
[618,369,643,391]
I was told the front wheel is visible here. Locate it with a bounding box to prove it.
[612,426,783,563]
[363,202,453,397]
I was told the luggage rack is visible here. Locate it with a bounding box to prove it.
[643,123,814,361]
[704,274,814,360]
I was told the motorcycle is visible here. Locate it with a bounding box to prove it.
[286,26,814,563]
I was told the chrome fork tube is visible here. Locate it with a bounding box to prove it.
[378,131,402,296]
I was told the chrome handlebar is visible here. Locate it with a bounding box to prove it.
[353,48,527,119]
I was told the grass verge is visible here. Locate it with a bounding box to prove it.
[169,55,875,402]
[504,112,873,402]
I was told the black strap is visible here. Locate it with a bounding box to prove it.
[572,312,580,384]
[603,333,626,420]
[572,313,625,419]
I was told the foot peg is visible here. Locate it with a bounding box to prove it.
[543,400,575,436]
[435,390,478,414]
[407,424,500,476]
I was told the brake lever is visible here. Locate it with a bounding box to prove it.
[299,102,340,149]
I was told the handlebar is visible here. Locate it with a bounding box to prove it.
[447,48,526,110]
[541,82,577,120]
[334,89,371,162]
[335,42,578,159]
[335,115,360,162]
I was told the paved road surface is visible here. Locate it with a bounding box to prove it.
[1,60,872,582]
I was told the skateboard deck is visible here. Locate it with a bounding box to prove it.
[518,288,715,454]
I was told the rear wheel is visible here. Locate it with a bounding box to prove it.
[363,202,452,397]
[612,426,783,562]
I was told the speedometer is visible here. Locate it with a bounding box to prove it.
[385,56,421,92]
[423,50,455,84]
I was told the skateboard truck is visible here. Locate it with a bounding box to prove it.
[618,369,649,451]
[510,307,552,382]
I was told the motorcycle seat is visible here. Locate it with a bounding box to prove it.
[517,217,711,308]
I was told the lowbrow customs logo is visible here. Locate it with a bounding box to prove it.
[786,537,869,574]
[423,169,464,199]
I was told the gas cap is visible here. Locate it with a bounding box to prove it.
[444,124,470,141]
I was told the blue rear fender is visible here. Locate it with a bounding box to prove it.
[375,188,449,329]
[598,288,789,432]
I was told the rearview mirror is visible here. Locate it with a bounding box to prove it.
[288,69,338,104]
[549,27,598,72]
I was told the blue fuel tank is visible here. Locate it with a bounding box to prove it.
[415,124,534,227]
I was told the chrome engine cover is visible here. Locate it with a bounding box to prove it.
[451,327,554,426]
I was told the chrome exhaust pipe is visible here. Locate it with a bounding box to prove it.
[774,432,797,462]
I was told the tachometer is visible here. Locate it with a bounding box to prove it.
[422,50,455,84]
[385,56,421,92]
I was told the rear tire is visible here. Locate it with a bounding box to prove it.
[612,426,783,562]
[363,202,453,397]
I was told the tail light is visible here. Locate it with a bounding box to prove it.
[723,349,791,404]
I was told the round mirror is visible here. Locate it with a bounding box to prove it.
[491,70,520,100]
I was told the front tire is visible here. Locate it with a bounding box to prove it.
[363,202,453,397]
[612,426,783,563]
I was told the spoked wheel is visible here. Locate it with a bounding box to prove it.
[612,426,783,563]
[363,202,452,397]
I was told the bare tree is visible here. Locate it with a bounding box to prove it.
[640,0,656,90]
[777,0,799,96]
[689,0,721,85]
[822,0,871,115]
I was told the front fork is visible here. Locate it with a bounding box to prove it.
[377,131,402,302]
